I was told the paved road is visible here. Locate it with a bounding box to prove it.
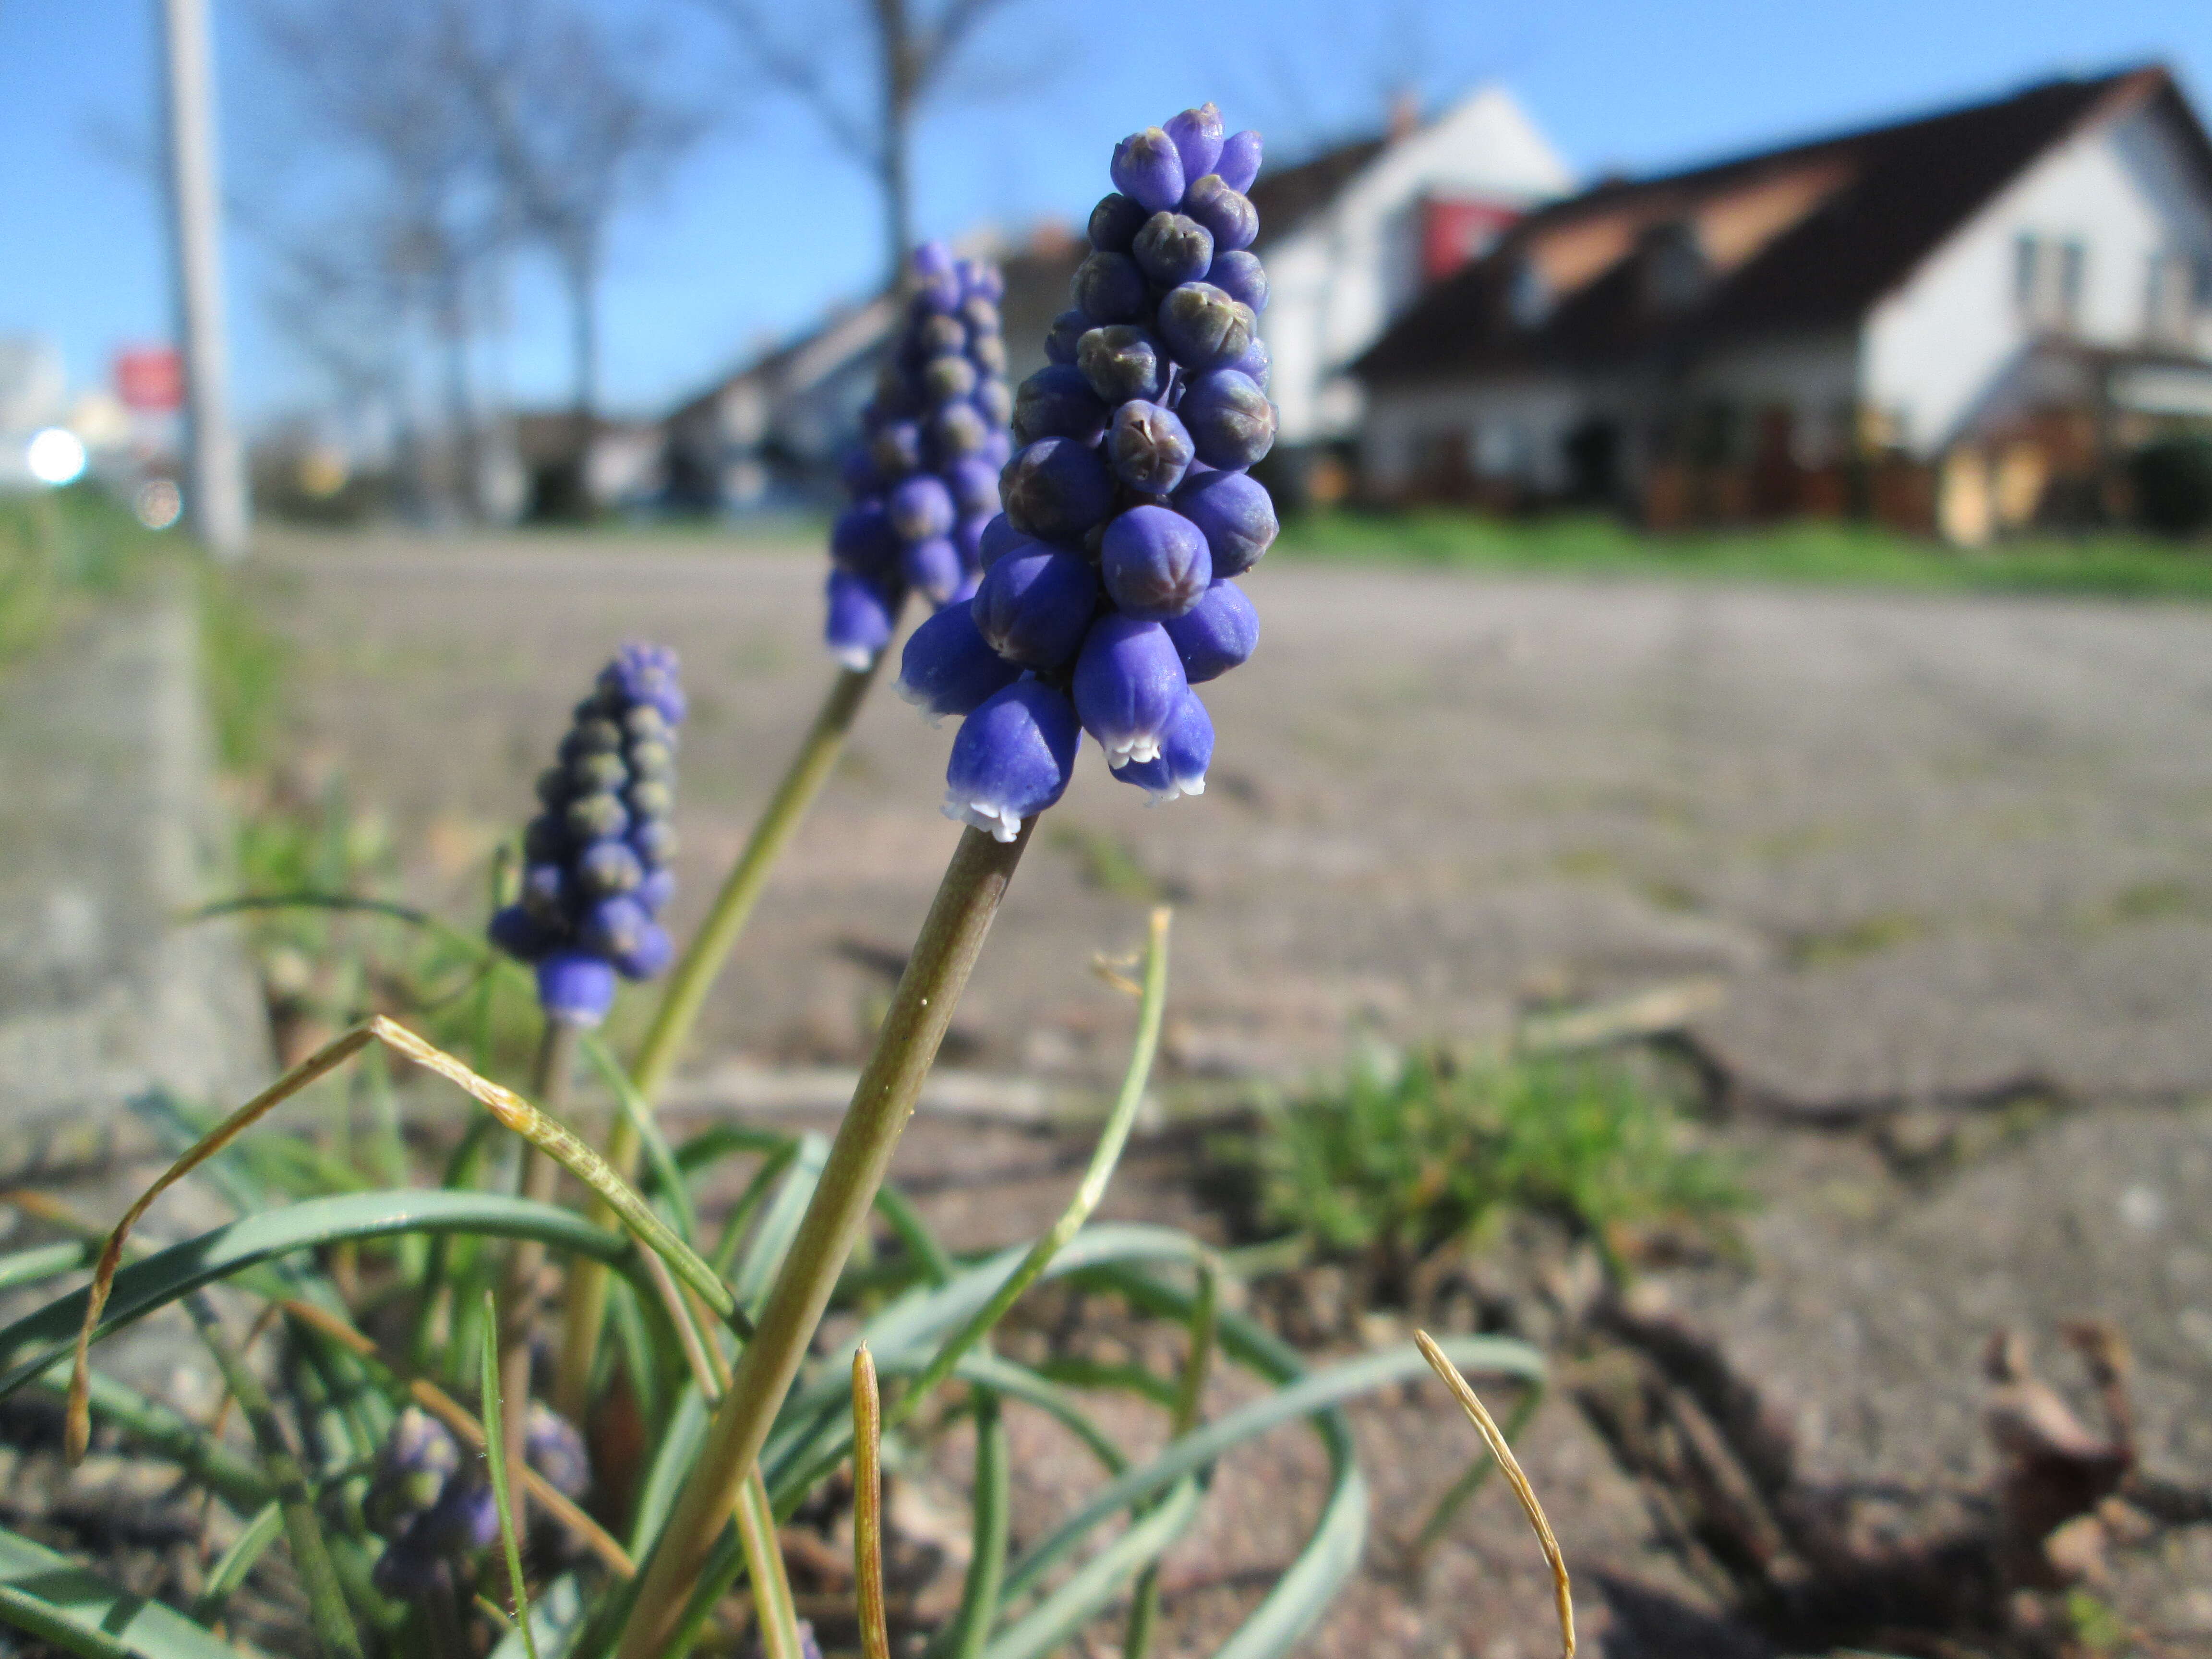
[238,532,2212,1649]
[250,530,2212,1109]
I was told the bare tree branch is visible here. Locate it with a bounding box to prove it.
[696,0,1032,286]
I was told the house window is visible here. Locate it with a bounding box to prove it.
[1507,259,1552,329]
[2145,250,2211,348]
[2014,233,2086,332]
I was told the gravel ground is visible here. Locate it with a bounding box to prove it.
[232,528,2212,1656]
[244,529,2212,1107]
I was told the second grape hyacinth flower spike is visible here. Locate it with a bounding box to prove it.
[827,243,1012,667]
[488,644,685,1024]
[898,102,1277,838]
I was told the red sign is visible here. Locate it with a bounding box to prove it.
[1421,197,1522,284]
[115,348,184,412]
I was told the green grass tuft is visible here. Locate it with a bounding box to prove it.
[1236,1045,1745,1290]
[1274,509,2212,600]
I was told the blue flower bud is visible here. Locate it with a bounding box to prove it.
[1106,402,1195,495]
[600,643,686,726]
[901,534,963,606]
[962,260,1005,303]
[581,894,652,961]
[943,680,1082,842]
[825,569,897,669]
[1012,364,1108,447]
[1162,577,1258,682]
[628,779,673,820]
[1000,437,1113,541]
[578,838,644,897]
[1182,175,1259,252]
[888,475,955,541]
[537,950,618,1025]
[413,1477,501,1556]
[953,511,991,574]
[1088,192,1149,252]
[1133,212,1214,287]
[911,242,962,313]
[1226,333,1271,389]
[1157,283,1256,373]
[923,355,978,403]
[917,313,967,358]
[970,332,1008,378]
[1101,504,1211,619]
[630,817,678,868]
[897,601,1023,724]
[1114,689,1214,804]
[1078,325,1168,406]
[980,428,1013,469]
[567,791,629,842]
[931,401,990,460]
[614,921,672,981]
[1164,103,1225,182]
[1179,370,1277,469]
[973,383,1013,431]
[870,420,924,477]
[523,1403,590,1500]
[947,456,1001,518]
[972,545,1099,669]
[1072,252,1149,325]
[1075,615,1190,769]
[840,445,883,496]
[1206,249,1268,313]
[637,868,675,913]
[1110,127,1186,213]
[978,512,1027,569]
[489,903,555,960]
[1045,308,1089,364]
[1172,467,1278,576]
[1217,129,1263,193]
[523,815,567,865]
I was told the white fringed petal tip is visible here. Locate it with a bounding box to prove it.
[942,794,1023,842]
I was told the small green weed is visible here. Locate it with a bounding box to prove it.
[1236,1045,1745,1293]
[0,484,161,669]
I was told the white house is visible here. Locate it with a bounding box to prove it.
[1352,67,2212,540]
[1252,87,1575,492]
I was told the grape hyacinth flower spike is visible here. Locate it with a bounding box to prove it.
[488,643,685,1026]
[904,101,1277,839]
[826,244,1011,664]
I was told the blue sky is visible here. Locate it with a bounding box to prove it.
[2,0,2205,424]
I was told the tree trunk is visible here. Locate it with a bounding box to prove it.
[876,0,914,290]
[438,270,477,521]
[562,248,598,519]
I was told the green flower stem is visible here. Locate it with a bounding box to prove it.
[499,1014,580,1532]
[614,821,1033,1659]
[556,660,885,1418]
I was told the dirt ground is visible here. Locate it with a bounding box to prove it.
[232,529,2212,1658]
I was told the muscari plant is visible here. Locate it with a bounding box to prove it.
[0,103,1568,1659]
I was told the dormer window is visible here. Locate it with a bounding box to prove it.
[2015,233,2085,333]
[1638,219,1707,312]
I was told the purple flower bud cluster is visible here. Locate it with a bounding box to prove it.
[826,243,1012,667]
[366,1404,591,1597]
[896,106,1276,839]
[488,645,685,1026]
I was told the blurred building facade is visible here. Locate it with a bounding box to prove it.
[1252,87,1575,505]
[660,86,1574,515]
[1352,67,2212,541]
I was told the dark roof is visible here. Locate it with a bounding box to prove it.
[1249,135,1390,249]
[1356,66,2209,384]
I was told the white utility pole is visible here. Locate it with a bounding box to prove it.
[160,0,249,561]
